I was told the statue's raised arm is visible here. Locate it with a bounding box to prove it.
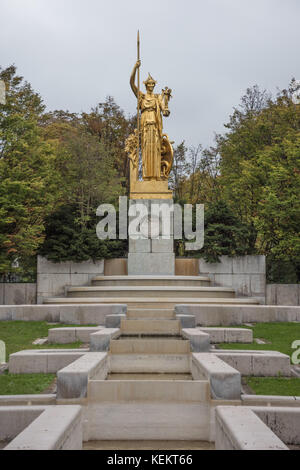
[130,60,141,98]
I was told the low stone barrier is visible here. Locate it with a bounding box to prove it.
[3,405,82,450]
[175,304,300,325]
[57,352,108,399]
[241,394,300,407]
[266,284,300,306]
[0,283,36,305]
[199,327,253,343]
[9,349,88,374]
[254,407,300,445]
[215,350,291,376]
[37,256,104,303]
[0,304,127,324]
[48,327,103,344]
[199,255,266,302]
[181,328,210,352]
[90,328,121,351]
[215,406,288,450]
[192,353,241,400]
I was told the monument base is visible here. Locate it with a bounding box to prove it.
[127,198,175,275]
[128,252,175,275]
[130,180,173,200]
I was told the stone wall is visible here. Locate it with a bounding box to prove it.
[0,283,36,305]
[266,284,300,306]
[198,255,266,303]
[37,256,104,304]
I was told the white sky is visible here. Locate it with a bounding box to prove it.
[1,0,300,148]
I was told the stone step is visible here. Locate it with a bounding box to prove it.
[91,275,211,287]
[66,286,236,299]
[109,354,191,374]
[106,373,193,380]
[44,297,260,307]
[120,319,180,335]
[127,308,175,319]
[110,338,190,354]
[88,379,209,403]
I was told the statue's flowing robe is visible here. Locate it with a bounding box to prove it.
[139,93,166,180]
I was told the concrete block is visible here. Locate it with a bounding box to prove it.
[216,351,291,377]
[176,314,196,329]
[86,403,210,441]
[251,352,291,377]
[216,352,253,376]
[57,352,108,398]
[48,326,102,344]
[266,284,277,305]
[37,256,71,274]
[110,338,190,354]
[105,314,126,328]
[89,328,120,351]
[48,328,76,344]
[199,327,225,343]
[88,379,209,403]
[75,327,103,342]
[37,273,72,297]
[9,349,86,374]
[254,408,300,445]
[224,328,253,343]
[25,283,37,304]
[0,306,13,320]
[4,284,27,305]
[151,239,174,253]
[215,406,288,450]
[70,259,104,274]
[0,406,44,441]
[59,304,126,325]
[192,353,241,400]
[9,351,48,374]
[110,354,190,374]
[46,351,86,373]
[182,328,210,352]
[250,274,266,296]
[11,305,60,322]
[120,318,180,335]
[128,253,175,275]
[4,405,82,450]
[232,255,265,274]
[276,285,299,306]
[129,238,151,253]
[0,283,4,304]
[199,256,233,274]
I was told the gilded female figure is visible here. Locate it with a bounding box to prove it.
[130,60,172,181]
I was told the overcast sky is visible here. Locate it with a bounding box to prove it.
[1,0,300,148]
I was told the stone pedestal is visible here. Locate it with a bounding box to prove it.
[128,198,175,275]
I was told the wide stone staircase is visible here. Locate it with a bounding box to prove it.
[43,275,259,308]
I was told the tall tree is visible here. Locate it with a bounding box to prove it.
[0,66,59,274]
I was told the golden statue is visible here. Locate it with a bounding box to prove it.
[126,32,173,199]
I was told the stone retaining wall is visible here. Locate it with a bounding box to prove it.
[37,256,104,304]
[266,284,300,305]
[0,283,36,305]
[199,255,266,302]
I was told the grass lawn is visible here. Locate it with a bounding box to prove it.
[0,321,97,359]
[218,322,300,358]
[0,371,56,395]
[245,377,300,396]
[0,320,98,395]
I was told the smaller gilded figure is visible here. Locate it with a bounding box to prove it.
[127,32,173,184]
